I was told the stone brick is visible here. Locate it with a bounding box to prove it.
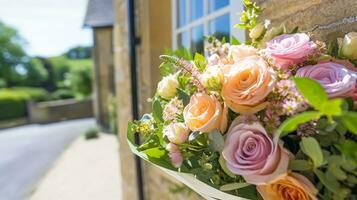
[256,0,357,41]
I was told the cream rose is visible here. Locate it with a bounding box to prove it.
[340,32,357,60]
[257,172,318,200]
[183,93,228,133]
[228,45,258,63]
[163,122,189,144]
[157,74,179,99]
[222,55,276,114]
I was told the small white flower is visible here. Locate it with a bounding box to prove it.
[341,32,357,60]
[201,66,224,91]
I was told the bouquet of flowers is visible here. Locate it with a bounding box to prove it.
[127,1,357,199]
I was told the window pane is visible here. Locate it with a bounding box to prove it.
[208,0,230,13]
[177,31,188,47]
[209,14,230,41]
[190,0,204,21]
[177,0,187,27]
[191,25,204,53]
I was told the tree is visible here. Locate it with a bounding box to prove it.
[0,21,27,86]
[65,46,92,59]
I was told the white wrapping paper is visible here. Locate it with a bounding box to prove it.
[160,167,248,200]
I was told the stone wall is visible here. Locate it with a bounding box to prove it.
[27,99,93,123]
[256,0,357,41]
[92,27,115,130]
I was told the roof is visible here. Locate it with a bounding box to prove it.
[83,0,114,28]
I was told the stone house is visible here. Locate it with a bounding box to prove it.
[95,0,357,200]
[84,0,115,131]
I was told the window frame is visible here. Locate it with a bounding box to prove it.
[171,0,245,50]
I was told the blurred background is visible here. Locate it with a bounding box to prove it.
[0,0,356,200]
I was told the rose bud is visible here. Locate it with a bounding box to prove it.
[249,22,266,39]
[340,32,357,60]
[163,122,189,144]
[201,66,224,91]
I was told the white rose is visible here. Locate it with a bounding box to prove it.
[341,32,357,60]
[164,122,189,144]
[157,74,179,99]
[228,45,258,63]
[201,66,224,91]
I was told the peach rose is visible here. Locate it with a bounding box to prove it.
[222,56,276,114]
[183,93,228,133]
[257,172,318,200]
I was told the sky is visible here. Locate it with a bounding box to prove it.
[0,0,92,57]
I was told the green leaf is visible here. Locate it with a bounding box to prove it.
[320,99,344,117]
[220,182,250,191]
[218,156,236,178]
[277,111,321,138]
[336,140,357,162]
[300,137,324,167]
[314,169,341,195]
[152,99,163,122]
[177,88,190,106]
[194,53,206,72]
[341,112,357,135]
[289,159,313,171]
[231,36,241,45]
[293,77,328,110]
[290,26,299,34]
[208,129,225,152]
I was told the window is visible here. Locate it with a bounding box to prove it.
[172,0,244,53]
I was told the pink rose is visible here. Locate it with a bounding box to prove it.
[296,62,357,98]
[166,143,183,168]
[222,117,290,185]
[262,33,317,70]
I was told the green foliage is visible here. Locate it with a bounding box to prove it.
[65,46,92,59]
[294,77,328,110]
[300,137,324,167]
[208,129,225,152]
[288,160,312,171]
[277,111,321,137]
[49,89,74,100]
[152,98,163,123]
[194,53,206,72]
[20,58,48,87]
[341,112,357,135]
[0,87,48,120]
[219,182,250,191]
[66,65,93,99]
[234,0,263,30]
[84,127,99,140]
[159,47,193,76]
[0,21,27,86]
[0,89,27,120]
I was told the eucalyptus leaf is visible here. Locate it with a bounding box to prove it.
[208,129,225,152]
[293,77,328,110]
[220,182,250,191]
[277,111,321,138]
[300,137,324,167]
[341,112,357,135]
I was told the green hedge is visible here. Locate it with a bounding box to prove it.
[0,87,48,120]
